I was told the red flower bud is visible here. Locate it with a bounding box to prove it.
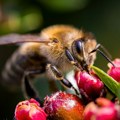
[43,91,84,120]
[15,98,47,120]
[84,98,119,120]
[107,58,120,82]
[75,71,105,103]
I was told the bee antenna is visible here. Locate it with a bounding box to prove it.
[99,44,112,59]
[89,44,115,67]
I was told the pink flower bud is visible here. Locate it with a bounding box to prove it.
[107,58,120,82]
[75,71,105,103]
[15,98,47,120]
[84,98,119,120]
[43,91,84,120]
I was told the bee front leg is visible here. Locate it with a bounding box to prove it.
[46,64,79,95]
[65,48,83,70]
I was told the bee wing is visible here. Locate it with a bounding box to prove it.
[0,34,50,45]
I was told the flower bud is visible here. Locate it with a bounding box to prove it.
[75,71,105,103]
[107,58,120,82]
[15,98,47,120]
[84,98,119,120]
[43,91,84,120]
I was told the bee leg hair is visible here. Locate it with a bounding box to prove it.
[47,64,79,95]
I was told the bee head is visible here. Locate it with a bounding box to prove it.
[71,38,96,72]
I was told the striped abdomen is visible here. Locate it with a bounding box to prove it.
[1,47,47,89]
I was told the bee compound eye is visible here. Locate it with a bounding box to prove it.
[75,40,83,55]
[72,39,84,57]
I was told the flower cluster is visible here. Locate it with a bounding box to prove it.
[43,91,84,120]
[14,58,120,120]
[75,71,105,103]
[84,98,120,120]
[107,58,120,82]
[15,98,47,120]
[15,92,84,120]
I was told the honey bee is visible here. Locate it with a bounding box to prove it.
[0,25,98,97]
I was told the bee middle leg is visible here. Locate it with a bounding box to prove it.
[46,64,79,95]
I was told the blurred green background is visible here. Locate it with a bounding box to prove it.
[0,0,120,119]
